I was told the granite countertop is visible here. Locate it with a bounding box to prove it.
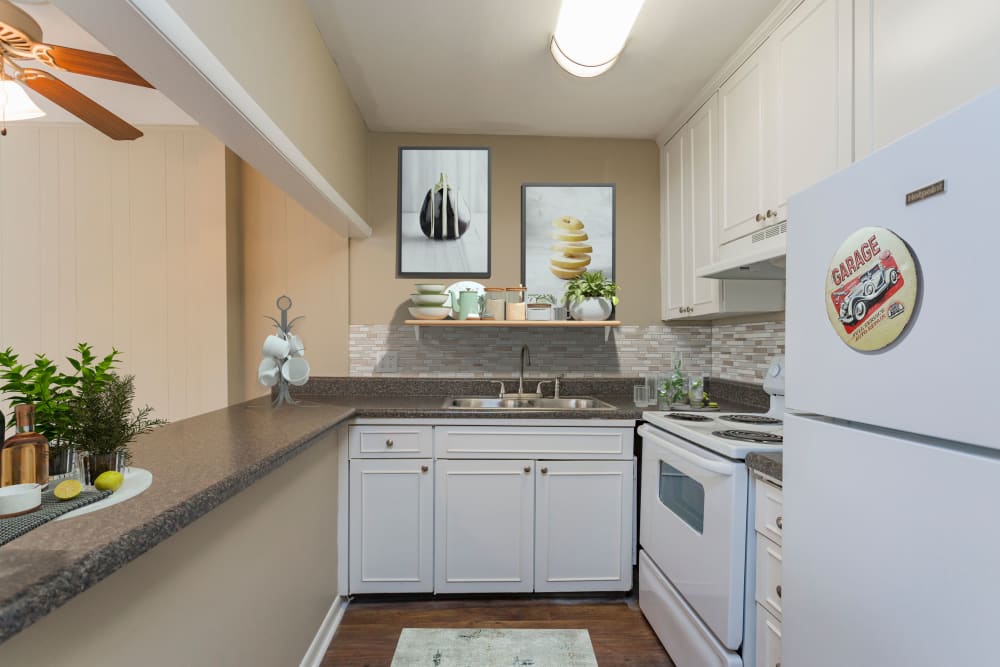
[746,451,783,482]
[0,375,768,644]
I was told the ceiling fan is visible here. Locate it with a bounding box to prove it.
[0,0,151,140]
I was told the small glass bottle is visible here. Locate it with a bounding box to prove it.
[1,404,50,488]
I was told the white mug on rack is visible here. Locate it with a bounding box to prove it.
[282,357,310,386]
[258,358,280,387]
[288,334,305,357]
[262,334,290,359]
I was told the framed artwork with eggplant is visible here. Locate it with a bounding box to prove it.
[396,146,491,277]
[521,183,616,303]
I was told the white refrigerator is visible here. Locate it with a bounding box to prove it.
[784,87,1000,667]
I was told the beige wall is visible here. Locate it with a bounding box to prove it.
[0,429,341,666]
[353,133,661,325]
[229,158,351,402]
[164,0,368,219]
[0,124,228,421]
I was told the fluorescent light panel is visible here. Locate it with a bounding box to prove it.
[551,0,646,78]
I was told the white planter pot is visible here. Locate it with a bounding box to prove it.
[569,297,613,321]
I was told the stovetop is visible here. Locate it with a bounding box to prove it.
[642,408,784,459]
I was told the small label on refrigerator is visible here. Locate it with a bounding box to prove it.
[826,227,919,351]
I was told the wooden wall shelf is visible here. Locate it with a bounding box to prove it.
[403,320,621,341]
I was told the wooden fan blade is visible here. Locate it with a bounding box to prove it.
[20,70,142,141]
[31,44,153,88]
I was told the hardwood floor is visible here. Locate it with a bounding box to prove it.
[322,594,675,666]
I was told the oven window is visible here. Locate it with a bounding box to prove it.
[658,461,705,534]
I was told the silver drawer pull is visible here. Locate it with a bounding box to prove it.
[775,516,783,530]
[540,467,548,474]
[524,466,531,474]
[385,439,394,447]
[777,584,782,599]
[421,465,429,473]
[756,212,765,222]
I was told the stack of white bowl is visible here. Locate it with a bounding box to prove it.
[409,284,451,320]
[258,332,310,388]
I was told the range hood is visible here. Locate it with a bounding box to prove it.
[697,220,787,280]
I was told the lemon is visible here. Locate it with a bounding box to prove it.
[550,230,589,242]
[53,479,82,501]
[550,265,587,280]
[550,253,592,270]
[552,216,585,231]
[551,241,594,255]
[94,471,124,492]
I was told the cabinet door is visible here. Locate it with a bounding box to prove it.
[719,44,773,245]
[435,459,534,593]
[349,458,433,593]
[685,95,722,316]
[535,460,634,592]
[771,0,853,220]
[855,0,1000,158]
[660,131,688,320]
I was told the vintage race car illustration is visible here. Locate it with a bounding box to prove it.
[836,262,900,325]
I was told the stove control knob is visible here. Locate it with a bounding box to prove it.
[768,362,782,378]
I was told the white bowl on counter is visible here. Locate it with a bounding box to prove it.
[414,284,445,294]
[408,306,451,320]
[0,483,41,518]
[410,293,449,306]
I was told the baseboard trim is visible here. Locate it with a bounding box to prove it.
[299,595,350,667]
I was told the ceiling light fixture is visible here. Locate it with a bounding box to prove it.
[0,71,45,135]
[550,0,646,78]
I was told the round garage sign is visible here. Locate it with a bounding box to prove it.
[826,227,919,351]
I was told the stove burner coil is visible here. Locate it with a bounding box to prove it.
[720,414,783,425]
[664,413,713,422]
[712,429,783,444]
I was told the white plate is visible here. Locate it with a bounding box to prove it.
[54,467,153,521]
[444,281,486,306]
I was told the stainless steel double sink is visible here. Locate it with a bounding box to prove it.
[443,396,617,410]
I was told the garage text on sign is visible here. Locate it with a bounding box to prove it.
[830,234,880,286]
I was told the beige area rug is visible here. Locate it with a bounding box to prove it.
[390,628,599,666]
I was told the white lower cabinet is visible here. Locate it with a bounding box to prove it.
[535,459,634,592]
[434,459,535,594]
[349,458,434,593]
[347,422,636,595]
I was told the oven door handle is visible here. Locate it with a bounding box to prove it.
[638,424,737,477]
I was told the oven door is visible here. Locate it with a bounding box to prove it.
[639,424,748,650]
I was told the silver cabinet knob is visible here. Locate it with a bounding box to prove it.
[776,516,783,529]
[385,439,394,447]
[755,212,765,222]
[540,467,548,474]
[766,209,778,218]
[777,584,782,599]
[421,465,429,473]
[523,466,531,474]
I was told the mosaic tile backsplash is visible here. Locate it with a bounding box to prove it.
[350,316,785,382]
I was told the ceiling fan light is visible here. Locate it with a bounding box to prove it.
[0,80,45,120]
[550,0,645,78]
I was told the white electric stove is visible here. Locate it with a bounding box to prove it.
[638,355,784,667]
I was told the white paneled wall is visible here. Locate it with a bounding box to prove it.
[0,124,227,423]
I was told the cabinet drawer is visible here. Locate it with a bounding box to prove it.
[756,537,783,619]
[755,604,782,667]
[434,426,633,459]
[755,478,784,545]
[349,425,433,458]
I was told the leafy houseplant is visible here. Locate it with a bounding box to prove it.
[0,344,120,474]
[67,373,166,483]
[564,271,620,321]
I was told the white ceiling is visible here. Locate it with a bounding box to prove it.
[306,0,780,139]
[9,1,193,125]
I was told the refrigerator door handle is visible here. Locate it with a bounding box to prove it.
[638,425,736,477]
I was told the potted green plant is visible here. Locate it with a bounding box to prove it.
[67,373,166,484]
[0,344,120,475]
[564,271,620,321]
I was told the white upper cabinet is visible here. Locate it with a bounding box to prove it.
[719,46,773,245]
[771,0,854,219]
[661,130,688,320]
[855,0,1000,157]
[686,97,722,315]
[719,0,853,242]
